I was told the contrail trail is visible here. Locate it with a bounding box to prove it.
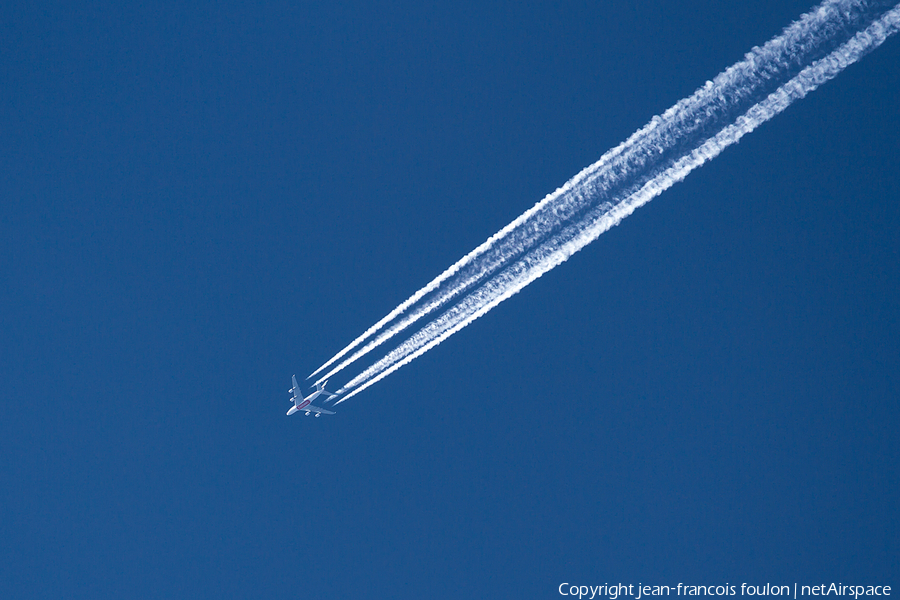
[315,0,900,402]
[312,0,895,388]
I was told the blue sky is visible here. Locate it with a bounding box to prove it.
[2,1,897,598]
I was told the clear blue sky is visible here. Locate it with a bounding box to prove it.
[1,1,897,598]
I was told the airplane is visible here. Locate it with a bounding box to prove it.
[287,375,337,417]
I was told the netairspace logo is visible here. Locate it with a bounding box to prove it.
[558,584,892,600]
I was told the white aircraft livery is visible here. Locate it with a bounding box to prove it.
[287,375,337,417]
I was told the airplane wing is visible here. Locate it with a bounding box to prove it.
[301,404,336,416]
[291,375,301,399]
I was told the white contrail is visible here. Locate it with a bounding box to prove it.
[313,0,895,387]
[325,0,900,401]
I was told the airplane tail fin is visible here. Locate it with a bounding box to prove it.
[316,380,340,402]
